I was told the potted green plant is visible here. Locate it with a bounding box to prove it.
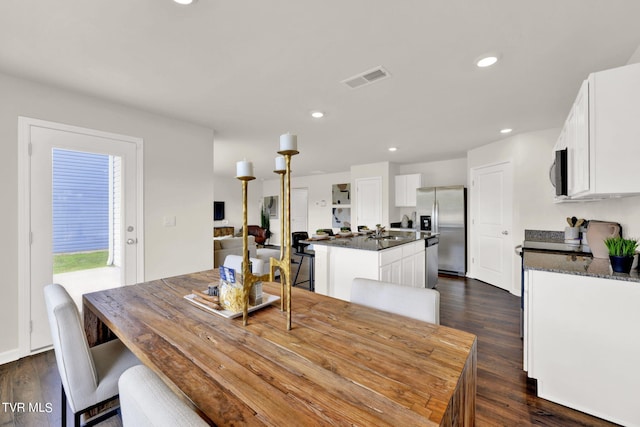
[603,237,638,274]
[260,205,271,244]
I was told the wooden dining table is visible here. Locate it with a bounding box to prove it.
[83,269,477,426]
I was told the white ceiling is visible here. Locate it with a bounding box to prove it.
[2,1,640,179]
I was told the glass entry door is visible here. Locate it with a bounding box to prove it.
[26,119,141,353]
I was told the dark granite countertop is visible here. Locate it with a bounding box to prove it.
[523,251,640,283]
[307,233,425,252]
[522,241,591,254]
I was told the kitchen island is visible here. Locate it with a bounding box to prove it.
[312,232,426,301]
[523,251,640,426]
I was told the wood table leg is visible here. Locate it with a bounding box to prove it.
[83,300,116,347]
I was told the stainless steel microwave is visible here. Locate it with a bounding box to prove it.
[550,148,568,196]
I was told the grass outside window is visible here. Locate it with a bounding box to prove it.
[53,250,109,274]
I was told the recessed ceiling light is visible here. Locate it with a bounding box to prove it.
[500,128,513,134]
[173,0,196,5]
[476,55,498,68]
[388,147,398,152]
[311,111,324,119]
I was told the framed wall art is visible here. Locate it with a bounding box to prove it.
[332,183,350,205]
[264,195,278,218]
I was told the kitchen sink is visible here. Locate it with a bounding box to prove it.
[369,235,406,241]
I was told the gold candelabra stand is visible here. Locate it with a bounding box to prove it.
[237,145,297,330]
[268,150,297,330]
[238,176,270,327]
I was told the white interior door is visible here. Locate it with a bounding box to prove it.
[355,177,382,229]
[471,161,513,292]
[21,118,143,353]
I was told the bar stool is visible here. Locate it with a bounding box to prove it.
[292,231,314,291]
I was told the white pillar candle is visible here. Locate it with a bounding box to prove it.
[275,156,286,171]
[280,133,297,152]
[236,160,253,177]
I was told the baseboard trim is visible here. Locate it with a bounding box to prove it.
[0,349,21,365]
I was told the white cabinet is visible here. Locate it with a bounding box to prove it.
[379,241,424,287]
[379,246,403,284]
[379,260,401,283]
[555,80,589,199]
[395,174,422,207]
[571,80,589,195]
[401,255,416,286]
[525,269,640,426]
[556,62,640,200]
[400,240,425,288]
[378,241,425,286]
[414,248,425,287]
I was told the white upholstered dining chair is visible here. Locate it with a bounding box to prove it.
[44,283,140,427]
[350,278,440,324]
[119,365,208,427]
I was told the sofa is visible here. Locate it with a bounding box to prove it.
[213,236,257,268]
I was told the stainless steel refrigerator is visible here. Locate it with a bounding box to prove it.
[416,186,466,276]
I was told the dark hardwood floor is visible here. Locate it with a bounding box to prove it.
[0,269,616,426]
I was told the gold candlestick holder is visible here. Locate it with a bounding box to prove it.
[269,170,287,312]
[269,150,297,330]
[237,175,270,327]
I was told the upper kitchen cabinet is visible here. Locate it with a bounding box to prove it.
[395,173,422,206]
[557,62,640,200]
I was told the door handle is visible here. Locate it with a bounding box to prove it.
[433,201,439,233]
[127,238,137,245]
[502,230,509,235]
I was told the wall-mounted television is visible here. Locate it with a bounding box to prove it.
[213,201,225,221]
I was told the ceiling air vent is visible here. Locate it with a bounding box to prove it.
[341,66,390,89]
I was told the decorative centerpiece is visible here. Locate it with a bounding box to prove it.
[237,133,298,330]
[219,279,244,313]
[313,229,328,239]
[604,236,638,274]
[235,160,270,326]
[338,226,352,237]
[267,133,298,330]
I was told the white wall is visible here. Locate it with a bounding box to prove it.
[213,175,262,233]
[0,71,214,360]
[468,128,640,294]
[628,44,640,65]
[398,158,467,187]
[395,158,468,223]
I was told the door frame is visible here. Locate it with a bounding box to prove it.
[17,117,145,357]
[469,160,514,293]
